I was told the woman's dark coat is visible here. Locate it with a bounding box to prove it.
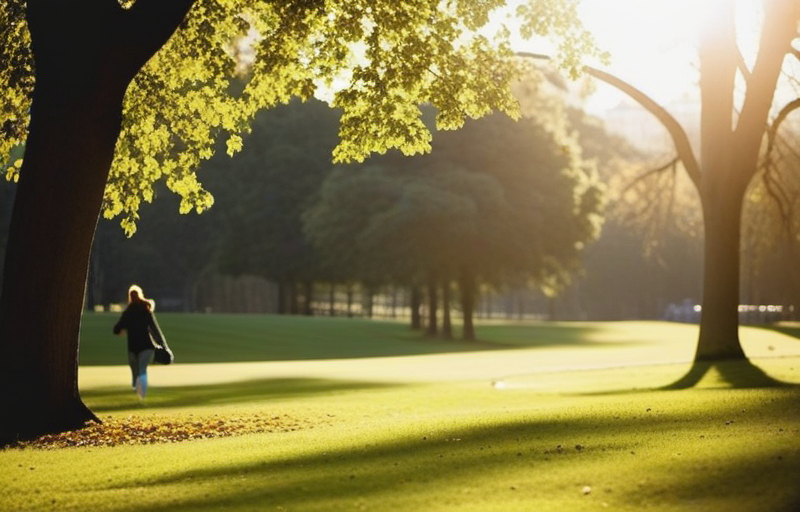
[113,301,166,354]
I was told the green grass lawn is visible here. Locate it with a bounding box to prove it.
[3,314,800,512]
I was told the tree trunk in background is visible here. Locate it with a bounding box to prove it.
[692,1,744,360]
[426,279,438,337]
[410,286,422,329]
[692,0,794,360]
[696,181,746,360]
[346,284,354,317]
[363,286,374,318]
[441,281,452,339]
[459,270,476,341]
[289,282,300,314]
[328,283,336,316]
[302,280,314,316]
[0,1,195,444]
[548,298,557,321]
[277,282,288,314]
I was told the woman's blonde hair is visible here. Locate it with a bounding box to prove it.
[128,284,155,311]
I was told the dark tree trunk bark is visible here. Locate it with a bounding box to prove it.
[441,281,452,340]
[426,278,438,337]
[0,0,195,444]
[459,270,476,341]
[410,285,422,330]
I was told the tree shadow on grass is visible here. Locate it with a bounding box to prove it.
[97,392,800,512]
[662,358,797,390]
[82,378,399,413]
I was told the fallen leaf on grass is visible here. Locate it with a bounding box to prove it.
[10,413,315,449]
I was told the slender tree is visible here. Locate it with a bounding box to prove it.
[522,0,800,362]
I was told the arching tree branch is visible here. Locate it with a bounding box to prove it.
[515,51,702,192]
[767,97,800,150]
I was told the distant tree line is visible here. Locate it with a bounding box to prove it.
[4,97,795,339]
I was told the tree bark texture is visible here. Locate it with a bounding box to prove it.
[0,0,195,444]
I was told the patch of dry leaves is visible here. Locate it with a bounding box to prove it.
[12,413,312,449]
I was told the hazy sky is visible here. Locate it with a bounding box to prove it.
[575,0,708,112]
[571,0,766,114]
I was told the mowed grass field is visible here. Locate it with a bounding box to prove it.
[3,313,800,512]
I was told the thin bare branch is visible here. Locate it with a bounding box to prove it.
[582,66,701,190]
[761,97,800,229]
[621,157,679,195]
[761,130,795,228]
[515,52,702,191]
[767,97,800,151]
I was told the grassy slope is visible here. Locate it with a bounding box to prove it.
[3,314,800,512]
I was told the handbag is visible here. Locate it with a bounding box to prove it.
[153,342,174,365]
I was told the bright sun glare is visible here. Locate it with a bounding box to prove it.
[550,0,763,114]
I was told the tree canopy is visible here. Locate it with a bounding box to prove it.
[303,105,604,336]
[1,0,602,234]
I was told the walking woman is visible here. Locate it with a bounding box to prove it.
[113,285,167,399]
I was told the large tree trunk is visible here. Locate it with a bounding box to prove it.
[696,180,747,360]
[693,0,795,361]
[0,70,122,443]
[692,0,744,361]
[0,1,195,444]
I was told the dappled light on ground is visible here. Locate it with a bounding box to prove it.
[8,388,795,512]
[5,317,800,512]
